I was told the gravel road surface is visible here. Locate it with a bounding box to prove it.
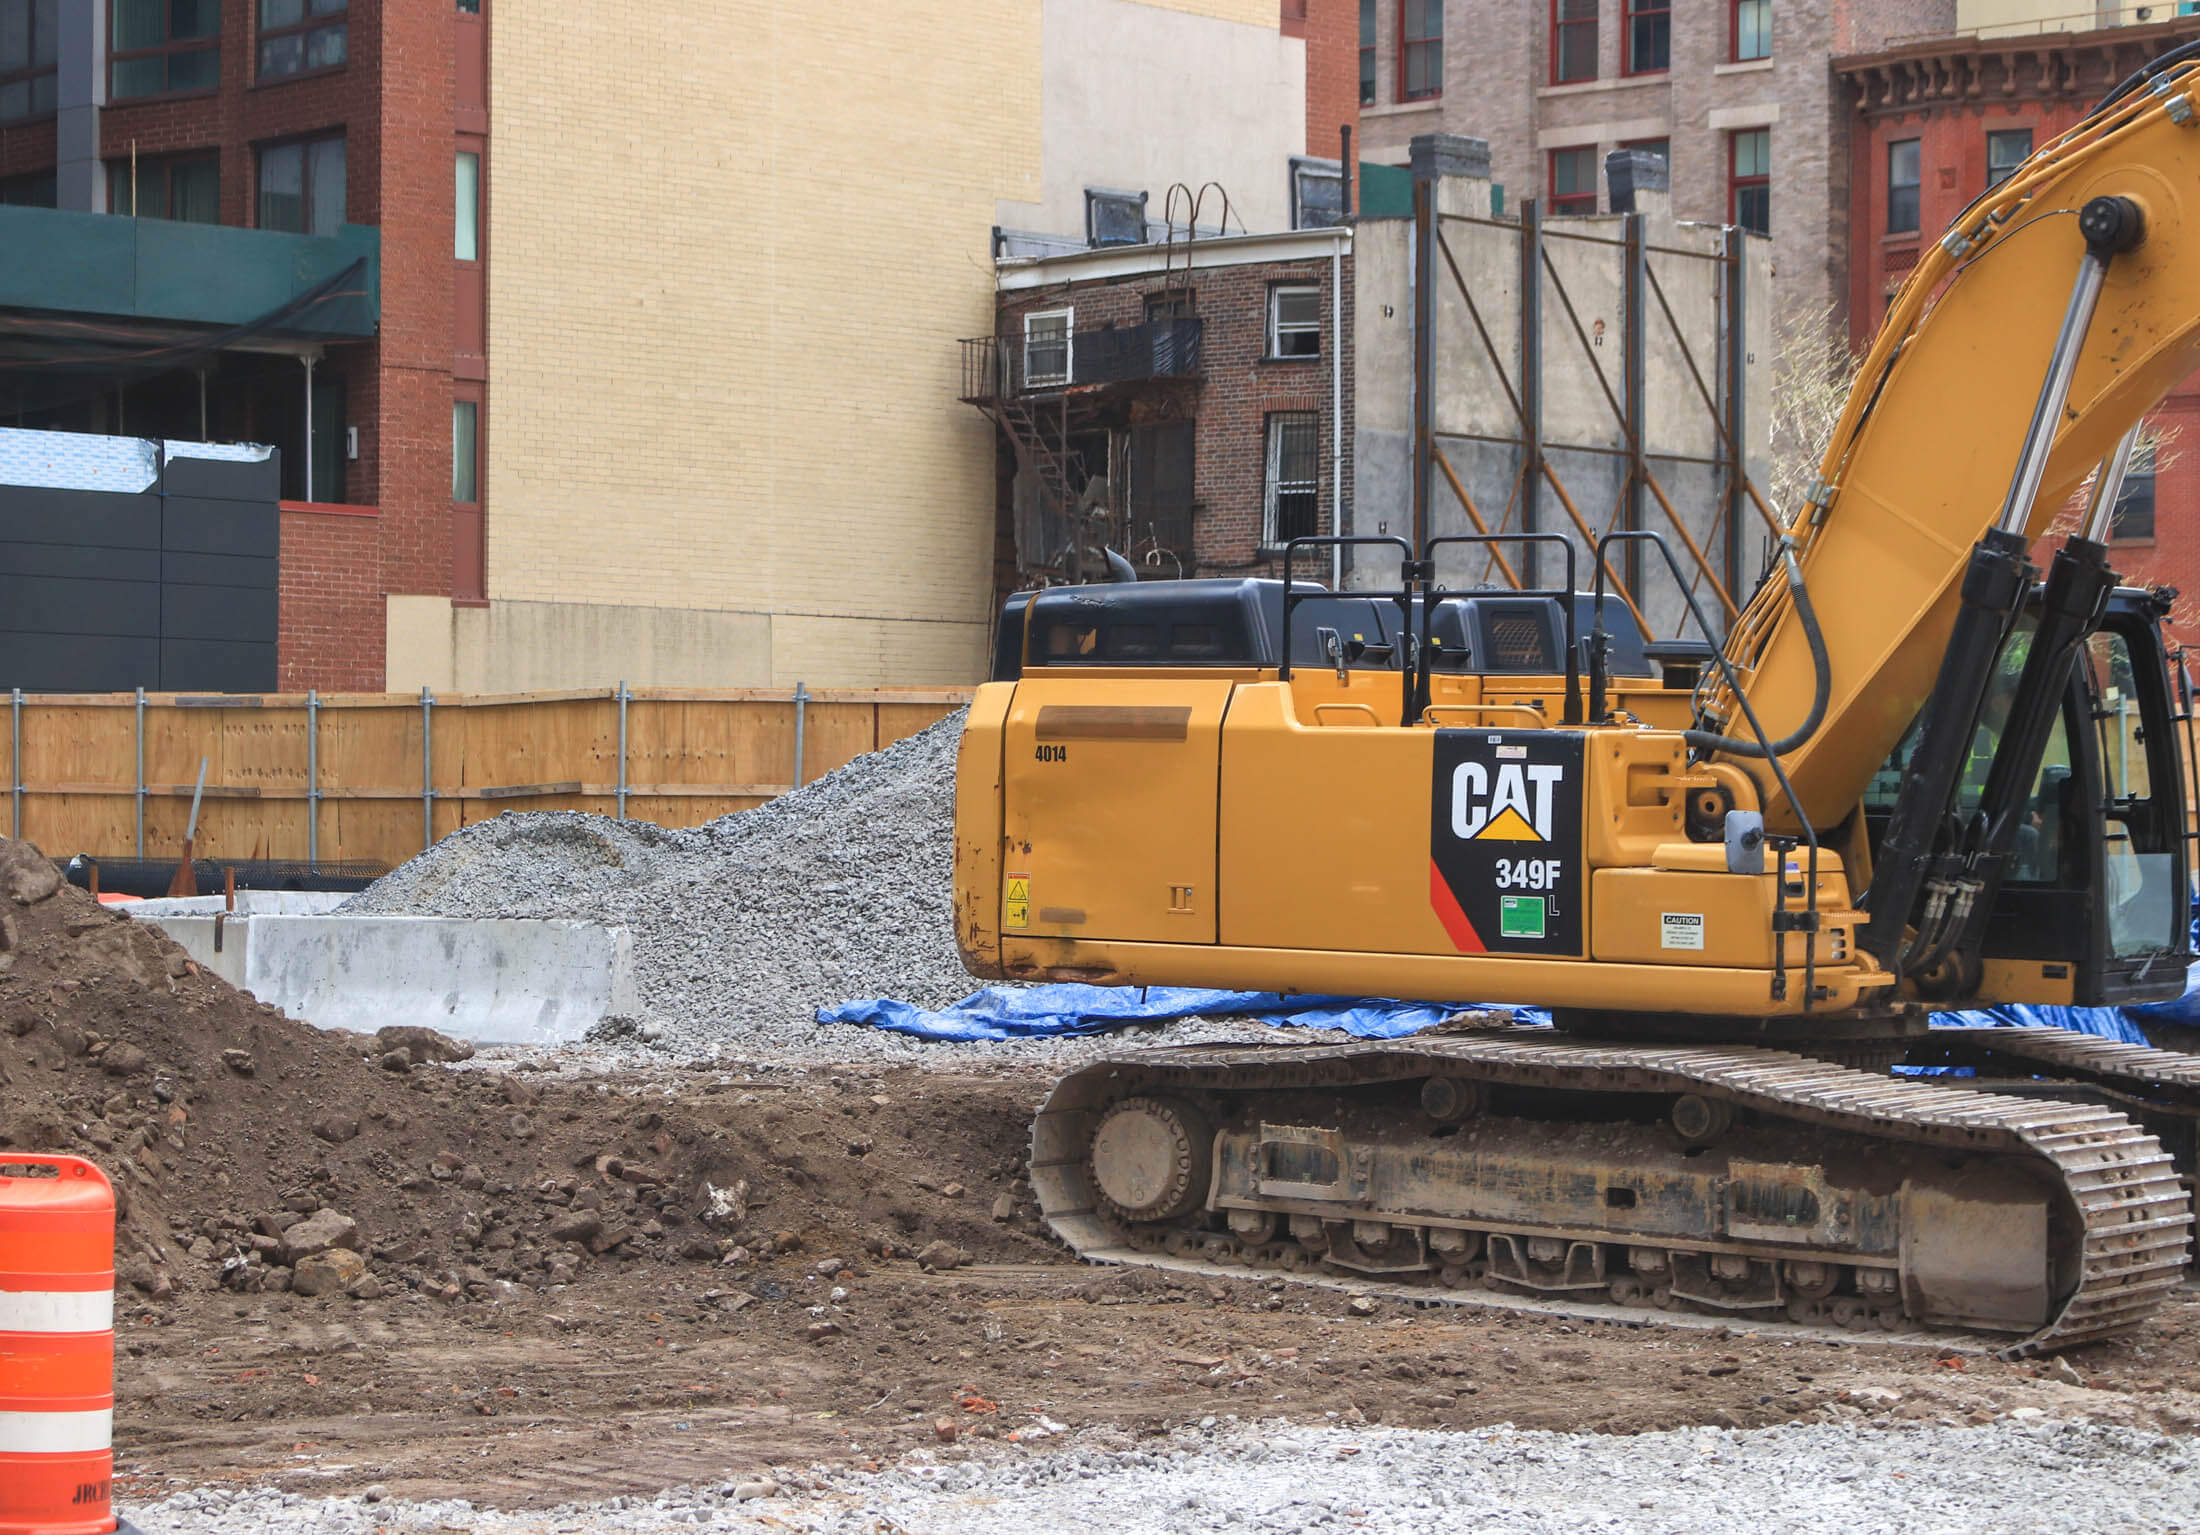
[137,1416,2197,1534]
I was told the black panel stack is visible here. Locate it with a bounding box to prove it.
[0,440,280,694]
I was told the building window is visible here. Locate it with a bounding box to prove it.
[1086,188,1146,248]
[1400,0,1442,101]
[456,150,481,260]
[258,135,346,237]
[457,0,480,10]
[107,153,219,223]
[1732,0,1769,61]
[258,0,346,82]
[1887,137,1920,235]
[1625,0,1668,73]
[1292,158,1344,229]
[1269,285,1322,358]
[111,0,220,100]
[1729,129,1770,234]
[1987,127,2032,188]
[0,0,58,124]
[1023,309,1071,389]
[0,167,54,206]
[1359,0,1375,104]
[1549,146,1597,215]
[1553,0,1596,84]
[2112,464,2155,542]
[452,400,479,504]
[1264,412,1321,546]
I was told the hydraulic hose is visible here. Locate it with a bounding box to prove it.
[1683,546,1831,762]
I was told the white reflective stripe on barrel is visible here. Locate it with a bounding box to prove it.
[0,1289,114,1334]
[0,1408,113,1455]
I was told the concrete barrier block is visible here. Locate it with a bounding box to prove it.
[127,910,635,1045]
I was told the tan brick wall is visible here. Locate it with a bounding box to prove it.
[484,1,1044,686]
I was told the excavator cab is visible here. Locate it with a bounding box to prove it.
[1864,588,2190,1009]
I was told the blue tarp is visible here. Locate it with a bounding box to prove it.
[824,971,2198,1047]
[817,985,1546,1042]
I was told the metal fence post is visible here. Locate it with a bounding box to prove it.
[1721,223,1749,605]
[420,686,435,852]
[615,682,630,819]
[306,689,320,870]
[1623,210,1648,597]
[9,687,21,841]
[792,682,809,791]
[134,687,147,858]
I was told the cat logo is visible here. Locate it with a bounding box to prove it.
[1450,760,1566,842]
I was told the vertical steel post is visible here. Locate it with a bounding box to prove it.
[305,689,320,870]
[134,687,146,858]
[1520,199,1544,588]
[1622,211,1647,598]
[9,687,20,841]
[615,682,630,819]
[1721,224,1747,605]
[419,686,435,852]
[301,354,316,504]
[1411,175,1435,556]
[791,682,810,791]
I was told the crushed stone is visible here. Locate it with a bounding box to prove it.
[343,714,1330,1064]
[133,1416,2200,1534]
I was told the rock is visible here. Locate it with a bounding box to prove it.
[934,1417,958,1444]
[277,1208,360,1265]
[377,1051,411,1074]
[679,1235,720,1261]
[586,1224,632,1256]
[992,1193,1016,1222]
[805,1320,841,1342]
[362,1486,388,1504]
[816,1257,845,1278]
[291,1249,368,1297]
[941,1182,966,1198]
[1846,1386,1902,1407]
[220,1049,255,1077]
[0,840,62,905]
[310,1114,360,1145]
[914,1240,970,1272]
[0,911,17,953]
[459,1164,486,1191]
[2051,1356,2084,1388]
[500,1076,541,1107]
[254,1211,303,1237]
[731,1481,776,1502]
[506,1113,535,1140]
[374,1025,475,1064]
[548,1212,604,1246]
[1347,1295,1378,1317]
[100,1043,149,1078]
[346,1274,386,1301]
[847,1136,873,1156]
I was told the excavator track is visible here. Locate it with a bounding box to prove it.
[1030,1031,2192,1356]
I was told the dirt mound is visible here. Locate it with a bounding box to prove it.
[0,836,1030,1304]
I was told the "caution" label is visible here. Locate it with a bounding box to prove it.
[1004,873,1031,929]
[1660,912,1705,950]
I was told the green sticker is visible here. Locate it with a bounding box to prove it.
[1499,894,1547,940]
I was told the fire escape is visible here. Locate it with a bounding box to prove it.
[958,315,1204,582]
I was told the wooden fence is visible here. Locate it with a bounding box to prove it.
[1,685,972,871]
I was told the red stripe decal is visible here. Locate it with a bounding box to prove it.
[1429,858,1486,954]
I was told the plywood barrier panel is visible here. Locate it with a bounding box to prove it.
[799,703,879,787]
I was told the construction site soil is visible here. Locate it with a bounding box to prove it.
[4,839,2200,1516]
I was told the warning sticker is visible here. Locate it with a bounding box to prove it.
[1499,895,1547,940]
[1660,912,1705,951]
[1004,874,1031,930]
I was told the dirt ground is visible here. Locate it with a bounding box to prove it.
[101,1061,2200,1510]
[7,851,2200,1513]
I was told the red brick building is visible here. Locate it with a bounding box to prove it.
[0,0,487,688]
[1287,0,1361,166]
[966,227,1353,594]
[1835,17,2200,637]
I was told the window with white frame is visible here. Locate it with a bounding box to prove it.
[1023,309,1071,389]
[1269,285,1321,359]
[1264,411,1320,545]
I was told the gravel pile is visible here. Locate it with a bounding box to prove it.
[344,716,976,1057]
[134,1416,2199,1534]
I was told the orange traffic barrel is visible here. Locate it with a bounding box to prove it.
[0,1156,118,1535]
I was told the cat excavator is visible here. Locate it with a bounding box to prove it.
[952,44,2200,1353]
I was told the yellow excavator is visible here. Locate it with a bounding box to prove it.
[954,46,2200,1353]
